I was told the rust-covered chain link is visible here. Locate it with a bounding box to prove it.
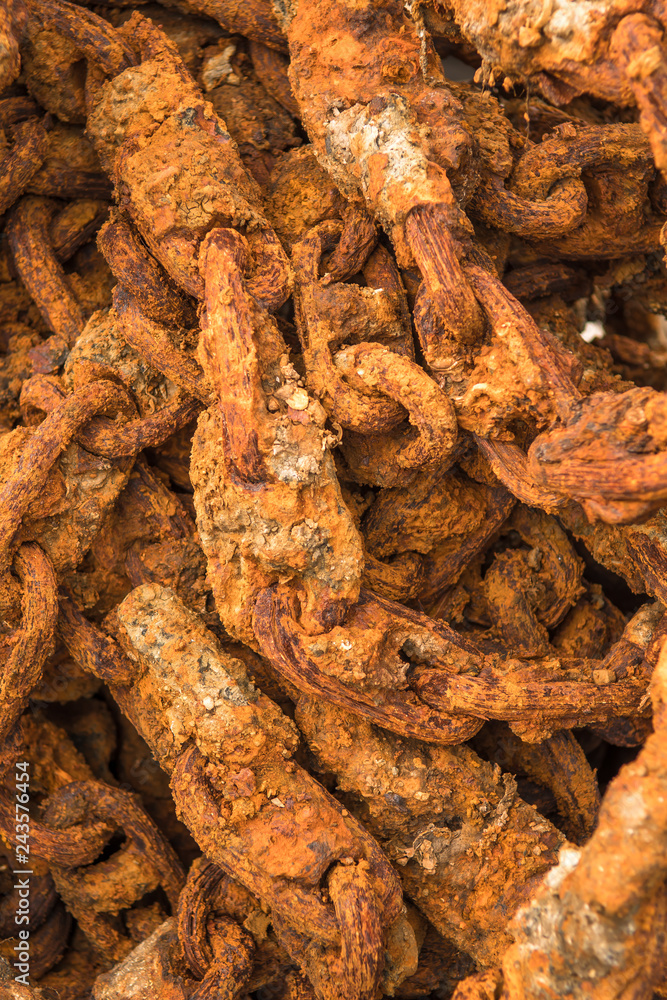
[0,544,57,753]
[0,780,185,961]
[449,645,667,999]
[60,583,415,998]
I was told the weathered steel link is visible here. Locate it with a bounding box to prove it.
[97,213,194,329]
[193,226,362,645]
[293,221,408,436]
[0,544,57,745]
[0,119,49,217]
[8,196,85,347]
[24,0,136,76]
[41,781,185,961]
[255,584,661,744]
[177,858,290,995]
[0,379,133,564]
[105,583,413,999]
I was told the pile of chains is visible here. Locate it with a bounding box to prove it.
[2,0,667,997]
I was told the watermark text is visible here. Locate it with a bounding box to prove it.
[13,762,31,986]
